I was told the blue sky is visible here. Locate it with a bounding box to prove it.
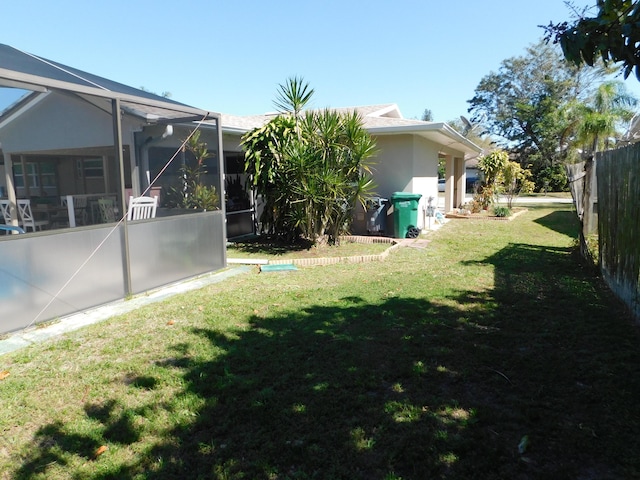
[2,0,639,123]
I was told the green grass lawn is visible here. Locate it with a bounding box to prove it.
[2,204,639,479]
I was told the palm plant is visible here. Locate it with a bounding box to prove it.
[574,81,637,155]
[242,77,377,244]
[273,76,314,117]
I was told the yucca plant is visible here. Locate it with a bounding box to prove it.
[492,205,511,217]
[242,77,377,245]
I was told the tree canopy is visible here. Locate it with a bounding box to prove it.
[468,41,583,190]
[467,39,636,191]
[543,0,640,80]
[421,108,433,122]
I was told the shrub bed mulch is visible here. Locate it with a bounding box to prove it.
[445,207,528,221]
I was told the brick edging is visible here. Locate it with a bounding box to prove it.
[267,236,401,267]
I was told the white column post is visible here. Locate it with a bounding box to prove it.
[454,157,465,209]
[444,154,454,213]
[65,195,76,228]
[3,152,19,228]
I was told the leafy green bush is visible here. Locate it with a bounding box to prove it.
[163,131,220,211]
[536,164,568,192]
[242,77,377,245]
[493,205,511,217]
[472,184,494,211]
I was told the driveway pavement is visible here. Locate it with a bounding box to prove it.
[438,194,573,209]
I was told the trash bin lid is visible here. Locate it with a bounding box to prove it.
[390,192,422,201]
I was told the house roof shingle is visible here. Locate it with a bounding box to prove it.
[219,103,481,155]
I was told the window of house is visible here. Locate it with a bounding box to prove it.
[79,158,104,178]
[13,160,58,196]
[224,152,250,212]
[225,153,245,174]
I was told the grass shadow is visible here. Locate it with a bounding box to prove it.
[533,209,580,238]
[228,235,315,256]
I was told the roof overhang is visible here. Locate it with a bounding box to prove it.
[0,69,212,119]
[221,125,253,136]
[366,122,482,156]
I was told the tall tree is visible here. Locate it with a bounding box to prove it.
[543,0,640,80]
[447,117,494,152]
[467,40,616,190]
[574,80,637,153]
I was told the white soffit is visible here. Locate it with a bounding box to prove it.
[367,122,481,155]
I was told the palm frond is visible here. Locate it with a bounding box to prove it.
[273,76,314,116]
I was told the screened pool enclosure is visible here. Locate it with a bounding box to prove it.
[0,44,227,334]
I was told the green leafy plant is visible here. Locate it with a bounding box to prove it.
[478,150,509,188]
[544,0,640,79]
[476,151,534,209]
[165,131,219,210]
[242,77,378,245]
[499,160,535,208]
[537,164,569,192]
[492,205,511,217]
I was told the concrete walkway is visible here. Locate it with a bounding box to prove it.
[0,266,251,356]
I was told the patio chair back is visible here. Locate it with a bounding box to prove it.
[127,196,157,221]
[61,195,88,225]
[17,199,49,231]
[97,198,117,223]
[0,201,26,235]
[0,200,13,225]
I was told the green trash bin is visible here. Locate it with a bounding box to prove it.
[390,192,422,238]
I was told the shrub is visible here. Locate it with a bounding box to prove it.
[470,199,483,213]
[472,184,494,210]
[163,131,220,210]
[493,205,511,217]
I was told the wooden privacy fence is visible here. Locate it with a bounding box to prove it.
[593,143,640,320]
[567,159,598,263]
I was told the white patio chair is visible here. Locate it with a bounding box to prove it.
[97,198,117,223]
[0,200,13,225]
[61,195,88,226]
[17,199,49,231]
[127,196,157,221]
[0,200,20,234]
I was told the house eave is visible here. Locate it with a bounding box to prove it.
[367,122,482,155]
[222,125,251,136]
